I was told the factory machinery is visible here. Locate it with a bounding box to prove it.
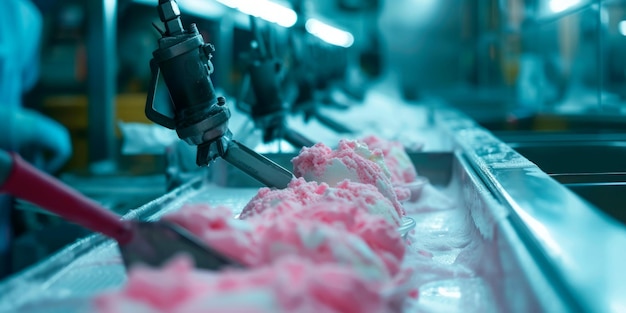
[0,0,625,312]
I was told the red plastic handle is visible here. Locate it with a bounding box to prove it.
[0,152,132,244]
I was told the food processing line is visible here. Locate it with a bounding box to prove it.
[2,0,626,312]
[4,96,626,312]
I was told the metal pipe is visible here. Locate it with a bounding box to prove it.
[215,11,234,93]
[86,0,118,166]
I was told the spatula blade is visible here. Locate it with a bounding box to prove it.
[118,220,242,271]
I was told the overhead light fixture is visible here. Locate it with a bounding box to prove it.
[216,0,297,28]
[305,18,354,48]
[133,0,225,18]
[549,0,581,13]
[620,21,626,36]
[179,0,225,18]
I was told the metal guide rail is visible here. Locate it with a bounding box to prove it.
[435,105,626,313]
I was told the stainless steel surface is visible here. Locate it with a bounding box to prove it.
[509,141,626,174]
[86,0,117,165]
[222,140,295,189]
[551,172,626,184]
[565,182,626,225]
[451,151,565,313]
[437,105,626,313]
[496,130,626,143]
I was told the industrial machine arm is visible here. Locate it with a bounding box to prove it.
[144,0,293,189]
[238,16,315,148]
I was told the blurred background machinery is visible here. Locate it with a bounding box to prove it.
[30,0,626,172]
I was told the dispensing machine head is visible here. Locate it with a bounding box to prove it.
[144,0,295,189]
[238,16,315,147]
[145,0,231,166]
